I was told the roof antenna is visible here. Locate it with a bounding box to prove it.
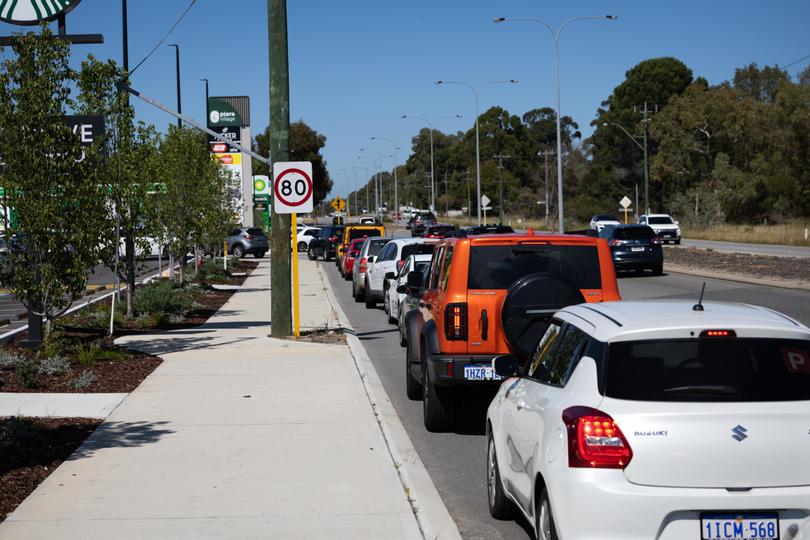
[692,282,706,312]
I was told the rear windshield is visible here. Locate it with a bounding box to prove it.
[595,215,617,221]
[401,243,435,260]
[247,228,265,236]
[614,227,655,240]
[468,244,602,290]
[648,216,674,225]
[367,239,388,256]
[605,338,810,402]
[428,226,455,236]
[349,228,381,241]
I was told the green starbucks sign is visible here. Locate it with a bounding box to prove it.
[0,0,81,25]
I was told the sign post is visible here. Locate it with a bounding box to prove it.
[620,196,632,224]
[481,195,491,226]
[273,161,314,338]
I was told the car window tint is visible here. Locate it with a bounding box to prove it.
[380,243,397,261]
[468,245,602,290]
[526,322,562,379]
[247,228,265,236]
[368,240,388,256]
[440,246,454,290]
[614,227,655,240]
[539,324,588,386]
[648,216,673,225]
[401,243,435,260]
[428,246,445,290]
[228,229,241,237]
[605,338,810,402]
[397,257,412,278]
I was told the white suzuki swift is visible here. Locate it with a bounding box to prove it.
[486,300,810,540]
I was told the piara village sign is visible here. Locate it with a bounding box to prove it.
[0,0,81,24]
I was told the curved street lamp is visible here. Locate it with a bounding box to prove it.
[370,136,402,224]
[435,80,517,225]
[494,15,617,232]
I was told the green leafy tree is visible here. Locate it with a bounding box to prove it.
[733,63,790,102]
[254,120,332,206]
[76,56,162,318]
[0,27,109,337]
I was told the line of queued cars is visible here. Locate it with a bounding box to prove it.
[321,216,810,540]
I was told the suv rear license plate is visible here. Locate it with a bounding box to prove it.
[631,246,645,252]
[463,365,501,381]
[700,513,779,540]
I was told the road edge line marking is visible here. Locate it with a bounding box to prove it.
[316,260,462,540]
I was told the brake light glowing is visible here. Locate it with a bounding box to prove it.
[651,236,663,245]
[562,407,632,469]
[329,236,337,242]
[358,257,367,274]
[444,303,468,341]
[609,239,623,246]
[244,234,253,240]
[700,329,737,338]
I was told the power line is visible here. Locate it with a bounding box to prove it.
[783,53,810,70]
[129,0,197,76]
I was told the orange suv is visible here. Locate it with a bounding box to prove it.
[402,230,621,431]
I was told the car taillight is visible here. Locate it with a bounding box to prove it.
[700,329,737,338]
[329,236,337,242]
[358,257,367,273]
[562,406,632,469]
[444,303,467,340]
[244,234,253,240]
[651,236,662,245]
[609,239,623,246]
[396,260,404,271]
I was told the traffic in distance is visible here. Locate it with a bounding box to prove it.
[300,208,810,540]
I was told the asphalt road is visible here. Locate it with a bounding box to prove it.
[679,238,810,258]
[323,261,810,540]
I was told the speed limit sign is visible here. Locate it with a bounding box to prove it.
[273,161,314,214]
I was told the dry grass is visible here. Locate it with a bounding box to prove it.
[684,222,810,247]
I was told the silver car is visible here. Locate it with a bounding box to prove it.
[227,227,269,258]
[351,237,388,302]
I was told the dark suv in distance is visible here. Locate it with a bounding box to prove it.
[227,227,268,258]
[307,225,345,261]
[599,224,664,275]
[410,212,437,237]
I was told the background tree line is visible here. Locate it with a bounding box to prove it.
[346,57,810,227]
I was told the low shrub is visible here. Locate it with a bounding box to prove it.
[16,358,39,388]
[75,344,125,367]
[0,417,32,449]
[38,356,70,376]
[0,349,23,368]
[195,259,231,282]
[134,281,195,318]
[71,370,96,390]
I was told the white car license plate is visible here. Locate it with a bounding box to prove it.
[463,365,501,381]
[631,246,645,252]
[701,513,779,540]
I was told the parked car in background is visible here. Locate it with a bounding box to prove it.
[410,212,437,237]
[227,227,268,258]
[599,224,664,275]
[307,225,344,261]
[486,300,810,540]
[589,214,621,232]
[296,226,321,252]
[341,238,366,280]
[423,224,456,239]
[352,237,390,302]
[396,257,433,346]
[359,216,378,225]
[638,213,681,244]
[386,252,433,326]
[465,224,515,235]
[403,230,620,429]
[364,239,435,309]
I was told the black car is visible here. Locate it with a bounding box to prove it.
[307,225,345,261]
[599,224,663,275]
[410,212,437,237]
[465,224,514,235]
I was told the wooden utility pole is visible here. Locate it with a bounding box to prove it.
[494,154,511,224]
[268,0,292,337]
[538,150,554,226]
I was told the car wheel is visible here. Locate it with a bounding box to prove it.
[364,279,376,309]
[405,336,422,400]
[535,488,558,540]
[399,319,407,347]
[487,430,514,519]
[653,263,664,276]
[297,241,307,252]
[231,244,245,259]
[354,281,364,303]
[422,343,453,432]
[253,251,266,259]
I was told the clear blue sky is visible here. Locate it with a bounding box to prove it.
[1,0,808,198]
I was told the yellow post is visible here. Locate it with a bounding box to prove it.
[223,241,228,271]
[291,212,300,337]
[624,209,629,224]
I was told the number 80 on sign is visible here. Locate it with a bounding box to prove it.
[273,161,314,214]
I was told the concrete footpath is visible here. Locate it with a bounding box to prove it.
[0,258,452,539]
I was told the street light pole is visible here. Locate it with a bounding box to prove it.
[371,136,400,225]
[200,78,209,120]
[495,15,617,232]
[402,115,462,214]
[360,147,383,221]
[435,80,517,226]
[168,43,182,128]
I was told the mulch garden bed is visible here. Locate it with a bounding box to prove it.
[0,416,101,522]
[665,247,810,284]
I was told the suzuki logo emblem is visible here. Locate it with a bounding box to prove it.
[731,425,748,442]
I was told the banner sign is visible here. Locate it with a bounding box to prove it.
[0,0,81,25]
[207,98,243,128]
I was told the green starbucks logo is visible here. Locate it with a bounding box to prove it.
[0,0,81,25]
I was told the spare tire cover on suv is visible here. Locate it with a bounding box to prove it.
[501,272,585,359]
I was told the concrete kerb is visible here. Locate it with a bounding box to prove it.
[314,260,462,540]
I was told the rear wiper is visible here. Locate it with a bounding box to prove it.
[663,385,738,395]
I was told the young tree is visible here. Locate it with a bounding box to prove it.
[76,56,162,318]
[0,27,109,338]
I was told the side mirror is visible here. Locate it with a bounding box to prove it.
[493,354,521,378]
[396,284,407,294]
[385,271,396,279]
[366,256,376,264]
